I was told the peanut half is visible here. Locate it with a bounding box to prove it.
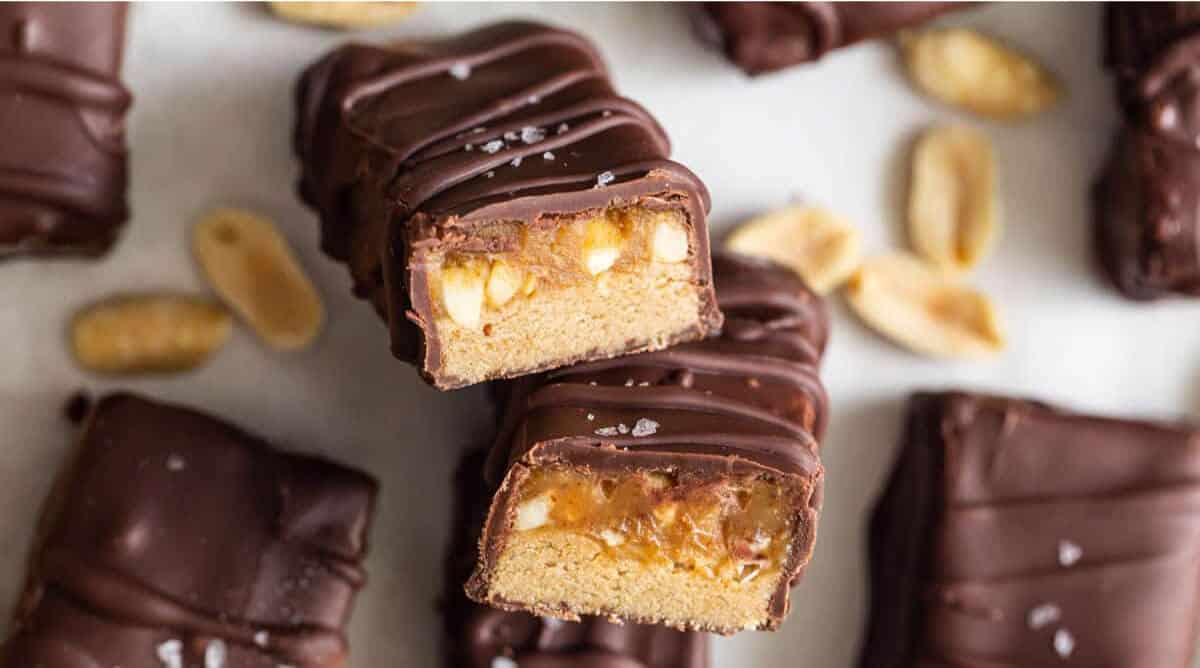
[909,125,998,272]
[725,205,861,294]
[844,253,1005,358]
[72,296,231,374]
[268,2,418,30]
[900,28,1060,121]
[193,209,325,351]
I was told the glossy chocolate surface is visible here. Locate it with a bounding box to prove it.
[445,450,708,668]
[294,21,719,387]
[470,254,828,628]
[3,394,378,668]
[860,392,1200,667]
[0,3,131,258]
[695,2,964,75]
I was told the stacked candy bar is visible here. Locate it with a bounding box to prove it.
[694,2,964,75]
[295,21,721,389]
[1096,3,1200,299]
[0,3,132,258]
[2,394,378,668]
[445,449,709,667]
[467,253,829,634]
[860,392,1200,666]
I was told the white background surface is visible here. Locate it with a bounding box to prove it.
[1,3,1196,666]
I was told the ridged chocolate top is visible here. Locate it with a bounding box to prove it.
[1096,4,1200,298]
[3,394,379,668]
[695,2,965,75]
[446,450,708,668]
[861,392,1200,667]
[0,3,131,258]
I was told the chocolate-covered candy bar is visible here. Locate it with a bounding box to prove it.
[694,2,965,75]
[0,3,131,258]
[467,254,827,634]
[2,393,379,668]
[295,21,721,390]
[860,392,1200,667]
[1095,4,1200,299]
[446,449,708,668]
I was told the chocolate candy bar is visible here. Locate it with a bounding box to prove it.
[295,21,721,390]
[1095,4,1200,299]
[860,392,1200,667]
[2,393,379,668]
[467,253,827,634]
[445,449,709,667]
[0,3,131,258]
[694,2,965,76]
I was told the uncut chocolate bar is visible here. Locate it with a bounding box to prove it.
[860,392,1200,667]
[445,449,708,667]
[0,3,131,258]
[1095,4,1200,299]
[2,393,379,668]
[295,21,721,390]
[694,2,965,76]
[467,253,827,634]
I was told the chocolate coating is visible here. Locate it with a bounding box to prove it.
[470,253,828,629]
[446,449,708,668]
[860,392,1200,667]
[0,3,131,258]
[695,2,965,75]
[294,21,719,388]
[3,393,379,668]
[1096,4,1200,299]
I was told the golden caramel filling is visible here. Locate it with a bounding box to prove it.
[430,207,690,330]
[510,467,793,583]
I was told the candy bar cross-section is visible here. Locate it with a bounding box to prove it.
[0,3,131,258]
[1095,3,1200,299]
[467,254,828,634]
[445,449,708,668]
[295,21,721,389]
[2,393,379,668]
[860,392,1200,667]
[694,2,965,76]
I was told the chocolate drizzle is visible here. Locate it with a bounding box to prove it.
[695,2,965,75]
[445,450,708,668]
[0,3,131,258]
[860,392,1200,667]
[470,254,828,630]
[1096,4,1200,299]
[295,21,719,386]
[3,394,379,668]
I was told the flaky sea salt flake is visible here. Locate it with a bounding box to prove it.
[557,122,570,135]
[510,156,523,167]
[1053,629,1075,659]
[254,631,270,647]
[632,418,659,437]
[166,454,186,472]
[520,126,546,144]
[617,423,629,434]
[594,426,620,437]
[543,151,555,161]
[449,62,471,80]
[205,639,227,668]
[596,171,615,187]
[1027,603,1061,630]
[480,140,504,154]
[1058,540,1082,567]
[156,639,183,668]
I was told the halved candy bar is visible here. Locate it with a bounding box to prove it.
[295,21,721,389]
[2,393,378,668]
[0,3,131,258]
[860,392,1200,666]
[467,254,827,634]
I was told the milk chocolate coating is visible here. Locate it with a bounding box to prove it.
[294,21,720,388]
[1096,4,1200,298]
[0,3,131,258]
[695,2,966,75]
[859,392,1200,667]
[469,253,827,629]
[2,393,379,668]
[445,450,708,668]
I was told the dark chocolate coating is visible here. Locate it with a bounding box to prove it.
[3,393,379,668]
[1096,4,1200,299]
[860,392,1200,667]
[470,253,828,630]
[0,3,131,258]
[294,21,720,388]
[695,2,966,75]
[445,450,708,668]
